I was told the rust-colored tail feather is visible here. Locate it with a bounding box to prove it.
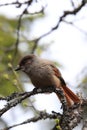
[62,85,80,105]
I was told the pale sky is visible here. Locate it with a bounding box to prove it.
[0,0,87,130]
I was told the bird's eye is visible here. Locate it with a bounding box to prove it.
[22,59,29,65]
[23,60,27,64]
[19,55,33,66]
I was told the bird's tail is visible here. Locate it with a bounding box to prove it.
[62,85,80,106]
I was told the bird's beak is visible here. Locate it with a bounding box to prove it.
[15,65,21,71]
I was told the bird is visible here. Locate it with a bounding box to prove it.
[15,54,80,106]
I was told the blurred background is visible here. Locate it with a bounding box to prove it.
[0,0,87,130]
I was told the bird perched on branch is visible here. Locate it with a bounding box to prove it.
[15,54,80,106]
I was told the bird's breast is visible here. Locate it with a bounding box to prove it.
[27,65,55,88]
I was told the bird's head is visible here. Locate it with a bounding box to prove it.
[15,54,36,72]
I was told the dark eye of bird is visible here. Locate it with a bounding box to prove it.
[22,58,29,65]
[19,55,33,66]
[19,58,28,66]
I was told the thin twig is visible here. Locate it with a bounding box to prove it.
[0,111,59,130]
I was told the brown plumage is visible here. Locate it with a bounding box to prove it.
[15,54,80,106]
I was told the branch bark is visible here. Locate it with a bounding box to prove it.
[0,87,84,130]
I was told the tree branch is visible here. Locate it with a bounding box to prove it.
[0,0,86,54]
[0,87,66,116]
[0,86,84,130]
[0,111,60,130]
